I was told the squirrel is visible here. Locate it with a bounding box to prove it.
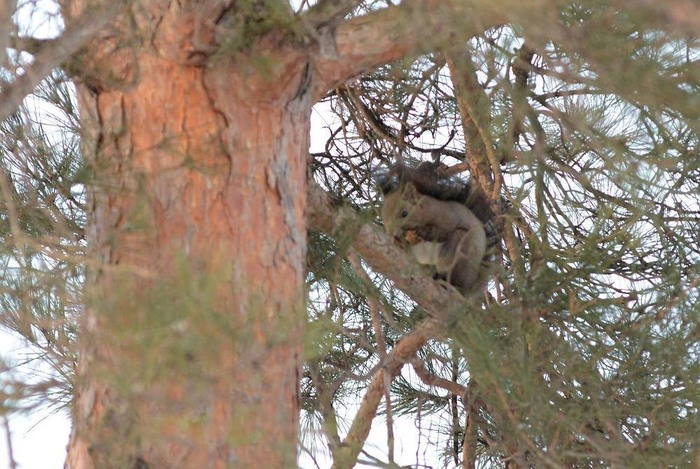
[378,162,494,294]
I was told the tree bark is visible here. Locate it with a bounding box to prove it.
[65,3,311,467]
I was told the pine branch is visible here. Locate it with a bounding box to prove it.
[0,3,121,122]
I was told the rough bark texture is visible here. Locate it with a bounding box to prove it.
[65,3,311,468]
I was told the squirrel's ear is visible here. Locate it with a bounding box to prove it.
[404,182,420,201]
[375,169,396,195]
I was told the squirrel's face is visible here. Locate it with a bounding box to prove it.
[381,184,423,240]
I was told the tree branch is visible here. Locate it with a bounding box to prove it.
[301,0,362,28]
[411,359,468,396]
[7,34,51,56]
[0,2,120,122]
[444,47,501,197]
[0,0,14,66]
[348,254,397,462]
[331,317,444,469]
[312,0,507,90]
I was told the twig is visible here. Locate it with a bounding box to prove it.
[0,2,121,122]
[331,318,444,469]
[2,416,18,469]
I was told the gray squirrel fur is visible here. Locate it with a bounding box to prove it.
[378,162,493,294]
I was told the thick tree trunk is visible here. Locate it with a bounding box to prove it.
[60,0,493,466]
[64,5,312,467]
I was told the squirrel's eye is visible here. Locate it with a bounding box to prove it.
[400,209,409,218]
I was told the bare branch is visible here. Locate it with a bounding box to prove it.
[313,0,502,90]
[349,254,396,464]
[462,383,478,469]
[444,47,501,197]
[0,0,15,66]
[301,0,362,28]
[0,2,120,122]
[7,35,50,55]
[331,317,445,469]
[2,416,17,469]
[411,359,468,396]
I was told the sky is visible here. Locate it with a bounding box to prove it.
[1,330,70,468]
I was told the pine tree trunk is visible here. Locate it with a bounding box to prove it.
[64,4,312,467]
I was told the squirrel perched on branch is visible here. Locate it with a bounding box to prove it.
[377,162,495,294]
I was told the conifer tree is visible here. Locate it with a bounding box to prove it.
[1,1,698,467]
